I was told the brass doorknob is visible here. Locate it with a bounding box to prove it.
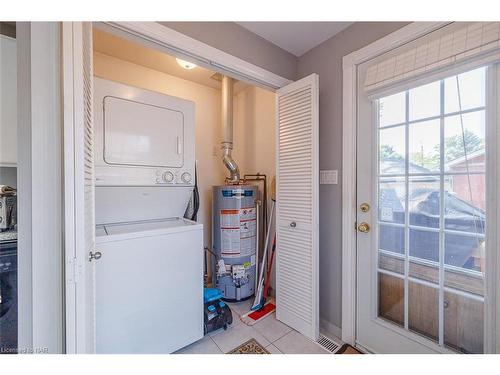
[357,222,370,233]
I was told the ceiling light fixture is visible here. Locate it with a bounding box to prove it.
[176,58,197,70]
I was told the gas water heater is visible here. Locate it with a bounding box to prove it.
[212,185,258,301]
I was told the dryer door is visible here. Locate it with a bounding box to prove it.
[103,96,184,168]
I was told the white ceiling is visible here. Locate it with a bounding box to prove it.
[237,22,353,57]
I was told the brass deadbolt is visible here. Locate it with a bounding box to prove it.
[360,203,370,212]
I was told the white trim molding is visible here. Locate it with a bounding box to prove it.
[16,21,64,354]
[341,22,452,347]
[94,22,292,91]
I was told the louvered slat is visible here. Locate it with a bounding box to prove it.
[276,74,319,341]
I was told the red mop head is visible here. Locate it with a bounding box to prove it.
[247,302,276,322]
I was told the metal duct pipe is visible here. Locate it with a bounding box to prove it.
[221,76,240,184]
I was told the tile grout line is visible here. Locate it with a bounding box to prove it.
[249,313,294,344]
[270,329,297,350]
[265,343,284,354]
[269,327,295,344]
[208,335,225,354]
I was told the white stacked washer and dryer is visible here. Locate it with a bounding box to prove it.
[93,78,203,354]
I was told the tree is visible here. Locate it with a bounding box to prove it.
[411,148,439,170]
[443,129,484,163]
[380,144,403,161]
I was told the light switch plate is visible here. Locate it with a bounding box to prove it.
[320,169,338,184]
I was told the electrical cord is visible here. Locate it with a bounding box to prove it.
[191,163,200,221]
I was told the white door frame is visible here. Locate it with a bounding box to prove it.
[63,21,298,352]
[16,22,64,354]
[342,21,499,353]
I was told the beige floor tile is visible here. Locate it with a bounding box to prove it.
[175,335,222,354]
[210,322,271,353]
[253,313,292,343]
[273,330,329,354]
[265,344,283,354]
[226,299,254,316]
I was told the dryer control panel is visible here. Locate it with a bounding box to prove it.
[155,169,192,185]
[94,168,194,186]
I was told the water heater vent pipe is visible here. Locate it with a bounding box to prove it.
[221,75,240,184]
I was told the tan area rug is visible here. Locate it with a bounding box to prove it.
[336,344,362,354]
[228,339,270,354]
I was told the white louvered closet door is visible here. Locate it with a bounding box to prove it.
[276,74,319,340]
[63,22,96,354]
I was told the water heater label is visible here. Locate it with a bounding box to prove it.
[220,207,256,258]
[221,189,254,198]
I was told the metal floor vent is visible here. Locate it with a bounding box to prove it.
[316,334,341,353]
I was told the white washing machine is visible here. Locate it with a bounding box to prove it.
[93,78,203,353]
[95,218,203,354]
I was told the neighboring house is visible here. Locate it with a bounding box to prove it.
[446,149,485,210]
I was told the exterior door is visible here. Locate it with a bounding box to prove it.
[276,74,319,341]
[356,65,494,353]
[63,22,96,354]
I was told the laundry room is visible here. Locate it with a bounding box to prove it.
[90,25,278,353]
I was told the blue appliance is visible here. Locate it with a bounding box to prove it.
[203,288,233,334]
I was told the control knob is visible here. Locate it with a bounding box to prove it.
[162,171,175,183]
[181,172,192,183]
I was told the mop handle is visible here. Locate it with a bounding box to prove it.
[257,200,275,288]
[263,235,276,299]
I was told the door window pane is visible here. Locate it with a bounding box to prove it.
[379,252,404,275]
[378,273,404,327]
[379,92,406,127]
[409,177,440,229]
[444,268,484,296]
[409,282,439,342]
[444,233,484,271]
[444,111,485,173]
[379,125,405,175]
[379,224,405,256]
[444,292,484,353]
[409,119,440,172]
[409,260,439,285]
[409,81,440,121]
[409,228,439,263]
[379,177,405,224]
[444,173,485,234]
[444,67,486,114]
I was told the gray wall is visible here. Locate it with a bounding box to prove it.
[160,22,297,81]
[297,22,409,329]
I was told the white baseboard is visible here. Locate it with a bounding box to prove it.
[320,318,342,342]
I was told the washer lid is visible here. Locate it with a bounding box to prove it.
[96,217,202,243]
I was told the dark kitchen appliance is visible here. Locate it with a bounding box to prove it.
[0,240,17,354]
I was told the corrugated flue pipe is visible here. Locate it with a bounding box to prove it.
[221,75,240,184]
